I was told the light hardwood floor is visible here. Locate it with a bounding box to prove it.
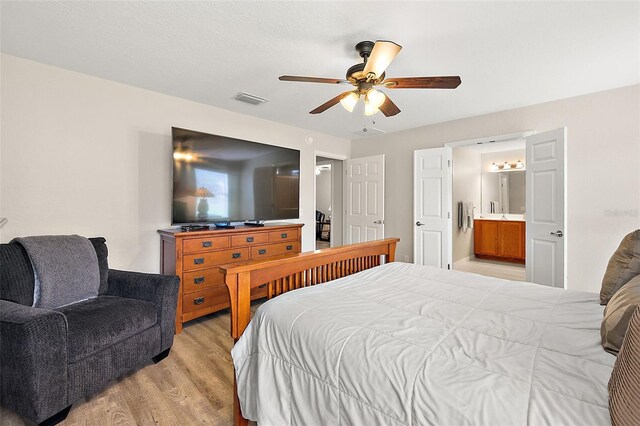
[0,307,249,426]
[453,256,526,281]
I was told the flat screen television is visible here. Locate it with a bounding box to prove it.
[171,127,300,225]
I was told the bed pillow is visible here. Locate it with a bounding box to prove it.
[602,275,640,354]
[608,306,640,425]
[600,230,640,305]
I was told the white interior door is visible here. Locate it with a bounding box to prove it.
[344,155,385,243]
[413,147,452,268]
[526,128,566,287]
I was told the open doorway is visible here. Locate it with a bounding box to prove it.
[451,139,527,281]
[315,155,345,250]
[414,130,566,287]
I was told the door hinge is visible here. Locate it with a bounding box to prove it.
[448,160,451,167]
[447,212,451,219]
[447,264,451,270]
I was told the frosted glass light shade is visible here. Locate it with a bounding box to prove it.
[340,92,359,112]
[364,101,379,116]
[367,88,386,108]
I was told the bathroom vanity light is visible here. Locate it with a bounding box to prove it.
[502,161,511,170]
[516,160,525,169]
[491,163,500,172]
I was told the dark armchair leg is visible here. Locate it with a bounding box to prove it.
[39,406,71,426]
[152,348,171,364]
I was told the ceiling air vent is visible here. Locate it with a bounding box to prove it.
[353,127,385,137]
[234,92,269,106]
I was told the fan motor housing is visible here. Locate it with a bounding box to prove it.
[346,63,385,86]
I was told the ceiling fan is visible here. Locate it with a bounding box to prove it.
[279,40,461,117]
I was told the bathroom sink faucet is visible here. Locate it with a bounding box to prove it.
[501,213,508,220]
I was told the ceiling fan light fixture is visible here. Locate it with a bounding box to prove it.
[364,100,379,116]
[363,88,386,116]
[366,88,386,109]
[340,92,359,112]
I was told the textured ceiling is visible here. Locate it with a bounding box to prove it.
[1,1,639,139]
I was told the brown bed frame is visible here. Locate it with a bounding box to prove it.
[219,237,400,426]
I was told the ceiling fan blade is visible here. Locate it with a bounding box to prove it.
[382,76,462,89]
[362,40,402,80]
[309,91,353,114]
[279,75,349,84]
[379,95,401,117]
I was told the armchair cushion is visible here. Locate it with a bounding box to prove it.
[56,296,157,363]
[0,237,109,306]
[107,269,179,351]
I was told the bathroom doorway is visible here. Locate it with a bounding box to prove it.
[451,138,527,281]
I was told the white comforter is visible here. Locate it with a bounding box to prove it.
[231,262,615,426]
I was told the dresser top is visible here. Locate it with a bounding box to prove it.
[157,222,303,237]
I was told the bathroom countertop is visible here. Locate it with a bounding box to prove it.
[475,217,525,222]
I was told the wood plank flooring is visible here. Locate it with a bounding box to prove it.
[0,307,251,426]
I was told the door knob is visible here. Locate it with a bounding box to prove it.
[416,221,425,226]
[550,230,564,237]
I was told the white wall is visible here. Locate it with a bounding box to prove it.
[0,55,350,272]
[352,84,640,293]
[452,147,481,262]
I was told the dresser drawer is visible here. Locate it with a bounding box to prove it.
[268,229,299,242]
[182,286,229,315]
[231,233,269,247]
[251,242,300,259]
[183,247,249,271]
[182,269,224,294]
[183,236,229,254]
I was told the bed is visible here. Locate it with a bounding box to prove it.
[221,238,615,426]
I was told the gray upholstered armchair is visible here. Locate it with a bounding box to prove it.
[0,238,179,425]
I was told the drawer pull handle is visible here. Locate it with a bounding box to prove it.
[258,249,267,255]
[202,241,212,248]
[194,257,205,265]
[286,245,293,250]
[232,252,242,259]
[194,297,205,305]
[246,237,254,242]
[281,233,288,238]
[194,276,205,284]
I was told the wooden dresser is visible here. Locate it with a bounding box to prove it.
[473,219,525,263]
[158,223,303,333]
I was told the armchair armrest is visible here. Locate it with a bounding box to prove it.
[0,300,69,423]
[106,269,179,350]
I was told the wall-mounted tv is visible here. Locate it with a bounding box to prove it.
[171,127,300,225]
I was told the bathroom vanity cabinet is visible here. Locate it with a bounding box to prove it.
[473,219,525,263]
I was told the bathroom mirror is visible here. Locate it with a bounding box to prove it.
[481,170,525,214]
